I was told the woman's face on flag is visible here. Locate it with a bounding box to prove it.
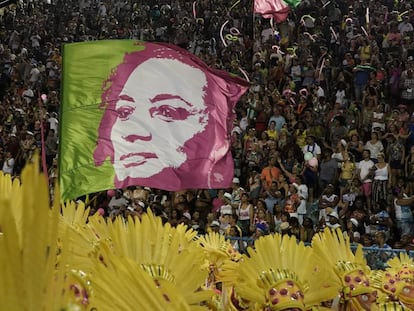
[110,57,209,180]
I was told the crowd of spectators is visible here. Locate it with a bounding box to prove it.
[2,0,414,255]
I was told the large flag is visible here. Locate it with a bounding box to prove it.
[59,40,249,201]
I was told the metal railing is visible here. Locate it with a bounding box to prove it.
[225,236,414,270]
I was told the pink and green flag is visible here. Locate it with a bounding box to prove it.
[254,0,290,22]
[59,40,249,201]
[254,0,302,22]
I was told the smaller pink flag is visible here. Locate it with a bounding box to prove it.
[254,0,291,23]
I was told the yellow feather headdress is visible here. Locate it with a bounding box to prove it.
[377,253,414,306]
[312,228,374,304]
[197,232,242,271]
[0,154,214,310]
[220,233,337,311]
[0,155,71,310]
[77,210,213,309]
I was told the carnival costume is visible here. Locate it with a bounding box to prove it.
[219,233,338,310]
[0,156,213,310]
[371,253,414,310]
[312,228,378,311]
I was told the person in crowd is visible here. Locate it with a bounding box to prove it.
[299,217,315,243]
[267,105,286,133]
[230,177,245,209]
[318,184,340,222]
[260,157,281,192]
[364,131,384,162]
[209,220,221,234]
[338,152,356,197]
[367,231,393,270]
[2,151,15,175]
[246,169,261,204]
[356,149,375,212]
[406,145,414,194]
[348,132,364,163]
[326,211,342,230]
[319,149,339,192]
[385,132,405,188]
[392,184,414,239]
[369,199,393,240]
[218,192,233,218]
[107,189,128,217]
[236,192,254,236]
[372,152,391,204]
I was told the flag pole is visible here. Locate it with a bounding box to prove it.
[38,92,49,181]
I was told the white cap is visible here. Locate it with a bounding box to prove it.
[350,218,359,227]
[232,127,242,135]
[223,192,232,200]
[328,211,339,219]
[210,220,220,227]
[232,177,240,184]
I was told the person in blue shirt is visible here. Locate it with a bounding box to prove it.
[369,199,393,239]
[353,60,374,101]
[267,105,286,133]
[367,231,393,270]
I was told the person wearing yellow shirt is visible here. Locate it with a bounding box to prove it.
[339,152,356,196]
[294,120,307,149]
[359,39,371,62]
[265,120,278,141]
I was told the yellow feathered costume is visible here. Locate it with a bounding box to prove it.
[0,156,72,310]
[371,253,414,309]
[219,233,338,310]
[0,157,213,310]
[312,228,378,311]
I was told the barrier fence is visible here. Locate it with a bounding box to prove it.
[226,236,414,270]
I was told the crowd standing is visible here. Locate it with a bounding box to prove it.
[2,0,414,259]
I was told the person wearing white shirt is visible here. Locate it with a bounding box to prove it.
[293,177,308,225]
[22,87,34,104]
[335,84,347,108]
[356,149,375,212]
[364,131,384,161]
[48,112,59,134]
[219,193,233,216]
[319,184,339,221]
[398,17,414,35]
[2,152,15,175]
[108,190,128,215]
[239,110,249,132]
[98,2,107,17]
[316,84,325,99]
[302,135,322,160]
